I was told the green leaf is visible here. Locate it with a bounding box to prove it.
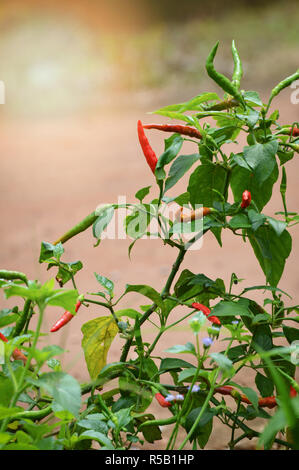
[188,161,228,208]
[94,273,114,294]
[283,325,299,344]
[81,316,119,380]
[155,134,183,180]
[124,284,164,312]
[247,209,267,231]
[3,279,78,313]
[78,430,114,449]
[248,225,292,286]
[0,309,19,328]
[209,353,233,372]
[28,372,81,418]
[212,300,253,319]
[55,260,83,286]
[159,358,195,372]
[258,407,287,449]
[242,141,278,186]
[185,406,214,445]
[252,324,273,352]
[165,154,200,192]
[230,162,279,211]
[228,213,251,230]
[165,342,197,356]
[255,372,274,398]
[77,414,108,434]
[152,93,219,114]
[243,91,263,107]
[135,186,151,202]
[39,241,64,263]
[266,217,287,236]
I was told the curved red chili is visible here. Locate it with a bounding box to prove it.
[241,190,251,209]
[191,302,221,326]
[143,124,202,139]
[155,393,172,408]
[137,120,158,174]
[50,301,81,333]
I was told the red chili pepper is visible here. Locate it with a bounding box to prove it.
[0,331,27,365]
[143,124,202,140]
[137,120,158,174]
[155,393,172,408]
[191,302,221,326]
[290,385,297,398]
[50,301,81,333]
[241,190,251,209]
[214,386,234,396]
[289,127,299,137]
[215,384,277,409]
[258,396,277,409]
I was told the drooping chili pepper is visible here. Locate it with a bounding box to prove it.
[175,206,212,223]
[191,302,221,326]
[155,392,172,408]
[267,69,299,111]
[0,269,28,285]
[143,124,202,140]
[50,300,81,332]
[215,385,277,409]
[0,331,27,365]
[231,40,243,90]
[13,299,32,338]
[289,126,299,137]
[137,120,158,174]
[206,41,246,109]
[241,190,251,208]
[53,211,98,246]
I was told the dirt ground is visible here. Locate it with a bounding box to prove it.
[0,96,298,449]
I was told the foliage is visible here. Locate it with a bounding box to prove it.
[0,42,298,451]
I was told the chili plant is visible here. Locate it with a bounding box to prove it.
[0,41,299,451]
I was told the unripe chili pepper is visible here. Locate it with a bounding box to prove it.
[53,211,98,246]
[50,300,81,332]
[137,120,158,174]
[0,269,28,285]
[0,331,27,365]
[155,392,172,408]
[206,41,246,109]
[241,190,251,209]
[267,69,299,111]
[231,40,243,90]
[175,206,212,223]
[191,302,221,326]
[143,124,202,140]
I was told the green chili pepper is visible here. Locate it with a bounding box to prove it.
[138,415,177,430]
[13,299,32,338]
[53,211,98,245]
[267,69,299,111]
[0,270,28,285]
[231,40,243,90]
[206,41,246,109]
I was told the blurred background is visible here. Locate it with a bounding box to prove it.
[0,0,298,449]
